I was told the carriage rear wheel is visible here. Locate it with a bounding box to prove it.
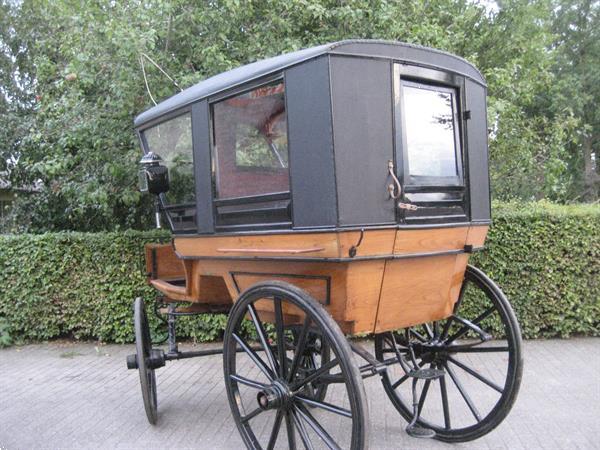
[133,297,158,425]
[374,265,523,442]
[223,281,368,450]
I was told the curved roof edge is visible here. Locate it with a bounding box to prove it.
[134,40,485,128]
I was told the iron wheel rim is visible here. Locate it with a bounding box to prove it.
[134,297,158,425]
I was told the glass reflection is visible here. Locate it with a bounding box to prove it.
[403,84,458,178]
[144,113,194,205]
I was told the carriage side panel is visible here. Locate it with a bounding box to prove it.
[465,80,491,222]
[286,57,338,228]
[191,100,215,233]
[330,56,396,227]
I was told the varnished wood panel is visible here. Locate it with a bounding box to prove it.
[375,255,459,332]
[232,272,330,305]
[466,225,489,247]
[184,259,353,332]
[150,225,481,334]
[174,233,339,258]
[343,260,386,334]
[337,229,396,258]
[394,227,469,255]
[145,243,185,280]
[175,229,396,260]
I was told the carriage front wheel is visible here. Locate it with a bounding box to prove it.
[374,265,523,442]
[132,297,158,424]
[223,281,369,450]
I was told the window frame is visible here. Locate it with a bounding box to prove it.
[393,64,470,223]
[208,75,293,231]
[138,107,198,233]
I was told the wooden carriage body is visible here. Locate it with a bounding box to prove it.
[134,40,491,335]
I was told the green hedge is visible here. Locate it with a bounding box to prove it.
[0,202,598,345]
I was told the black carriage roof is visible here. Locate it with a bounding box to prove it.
[134,39,485,128]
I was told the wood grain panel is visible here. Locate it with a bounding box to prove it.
[344,260,386,334]
[466,225,489,247]
[174,233,339,258]
[145,243,185,280]
[232,273,330,305]
[448,254,470,309]
[375,255,458,332]
[337,229,396,258]
[394,227,469,255]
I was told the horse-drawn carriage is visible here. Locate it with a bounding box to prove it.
[127,40,523,449]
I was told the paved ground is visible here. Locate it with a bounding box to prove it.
[0,338,599,450]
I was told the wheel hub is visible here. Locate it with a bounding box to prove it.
[412,341,451,365]
[257,380,291,410]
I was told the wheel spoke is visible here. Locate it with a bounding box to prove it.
[295,395,352,418]
[230,374,268,390]
[446,306,495,344]
[267,410,284,450]
[291,408,314,450]
[447,356,504,393]
[247,303,279,374]
[445,362,481,422]
[450,345,509,353]
[287,316,312,383]
[295,404,341,450]
[232,332,274,381]
[409,328,427,342]
[439,369,451,430]
[291,359,339,393]
[274,297,287,378]
[285,410,297,450]
[241,406,264,423]
[417,378,432,415]
[424,323,434,339]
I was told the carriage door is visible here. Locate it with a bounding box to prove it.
[392,64,467,224]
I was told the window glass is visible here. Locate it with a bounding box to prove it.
[212,81,289,199]
[143,113,194,205]
[402,82,459,178]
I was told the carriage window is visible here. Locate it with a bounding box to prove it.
[212,81,289,199]
[144,113,194,204]
[143,113,196,231]
[401,81,461,180]
[210,81,291,229]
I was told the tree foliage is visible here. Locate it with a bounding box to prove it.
[0,0,598,232]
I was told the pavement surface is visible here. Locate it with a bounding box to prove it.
[0,338,599,450]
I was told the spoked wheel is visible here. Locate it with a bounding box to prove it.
[133,297,158,425]
[374,265,523,442]
[223,281,368,450]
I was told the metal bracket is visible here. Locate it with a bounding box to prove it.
[348,228,365,258]
[398,202,418,211]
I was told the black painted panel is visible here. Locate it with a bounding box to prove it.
[465,80,491,221]
[330,56,396,226]
[192,100,215,233]
[286,57,338,228]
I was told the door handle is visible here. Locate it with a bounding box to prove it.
[387,160,402,199]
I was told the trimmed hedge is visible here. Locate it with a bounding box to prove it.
[0,202,598,344]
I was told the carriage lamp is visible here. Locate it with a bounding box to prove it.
[139,152,169,195]
[139,152,170,228]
